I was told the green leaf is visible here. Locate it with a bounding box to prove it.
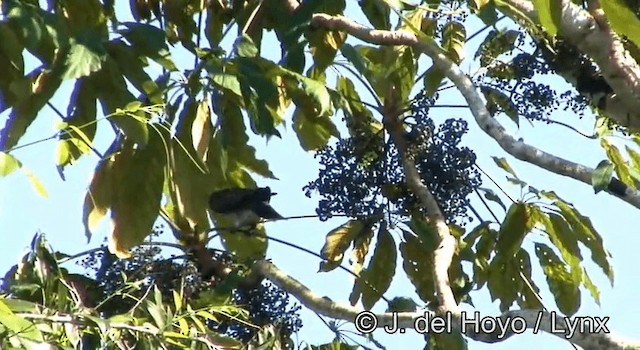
[531,208,582,284]
[106,40,163,105]
[119,22,177,71]
[0,298,43,342]
[320,220,373,272]
[235,57,282,137]
[442,21,466,64]
[514,249,543,309]
[360,0,391,30]
[591,159,614,194]
[554,200,614,284]
[400,229,436,303]
[0,151,21,176]
[63,36,106,80]
[423,65,446,97]
[600,0,640,50]
[601,138,636,189]
[469,0,498,25]
[486,258,521,311]
[234,34,259,58]
[495,202,532,261]
[292,109,339,151]
[491,156,519,178]
[92,58,149,145]
[477,187,506,211]
[23,168,48,198]
[350,223,397,309]
[581,269,601,305]
[216,96,277,179]
[534,243,581,316]
[83,130,166,256]
[532,0,563,36]
[1,50,65,150]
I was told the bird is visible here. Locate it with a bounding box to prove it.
[208,186,283,228]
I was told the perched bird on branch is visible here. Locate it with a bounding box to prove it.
[208,186,283,228]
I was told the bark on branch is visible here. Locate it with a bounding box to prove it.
[501,0,640,130]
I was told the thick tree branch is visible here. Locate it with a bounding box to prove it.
[381,101,458,313]
[256,260,640,350]
[502,0,640,130]
[306,12,640,210]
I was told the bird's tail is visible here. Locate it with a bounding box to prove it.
[254,203,284,220]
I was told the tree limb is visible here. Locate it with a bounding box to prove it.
[501,0,640,130]
[306,12,640,210]
[256,260,640,350]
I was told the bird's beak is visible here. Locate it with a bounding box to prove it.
[272,192,278,196]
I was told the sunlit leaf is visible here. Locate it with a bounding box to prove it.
[495,202,532,261]
[63,36,106,80]
[534,243,581,316]
[591,159,614,194]
[0,298,43,342]
[532,0,563,36]
[0,151,21,176]
[351,223,396,309]
[320,220,372,272]
[119,22,177,71]
[601,0,640,49]
[492,156,519,178]
[400,229,436,303]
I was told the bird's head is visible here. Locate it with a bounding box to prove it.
[256,186,277,200]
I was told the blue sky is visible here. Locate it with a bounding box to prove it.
[1,3,639,349]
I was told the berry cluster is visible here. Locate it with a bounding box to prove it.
[304,91,482,225]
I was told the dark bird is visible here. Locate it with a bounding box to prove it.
[208,186,283,228]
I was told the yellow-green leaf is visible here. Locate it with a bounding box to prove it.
[22,168,48,198]
[192,98,212,162]
[491,156,519,178]
[293,109,339,151]
[351,223,396,309]
[399,229,436,304]
[0,151,21,176]
[0,298,43,342]
[495,202,532,260]
[534,243,581,316]
[601,0,640,50]
[532,0,563,36]
[319,220,372,272]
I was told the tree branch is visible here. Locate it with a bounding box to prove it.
[256,259,640,350]
[381,102,458,314]
[501,0,640,130]
[305,12,640,210]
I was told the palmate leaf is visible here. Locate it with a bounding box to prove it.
[349,223,396,309]
[62,35,106,80]
[167,98,213,242]
[1,49,66,151]
[535,243,581,316]
[319,220,373,272]
[495,202,533,261]
[106,40,164,105]
[56,77,98,175]
[91,58,149,145]
[82,129,166,257]
[531,0,563,36]
[119,22,177,71]
[400,229,436,304]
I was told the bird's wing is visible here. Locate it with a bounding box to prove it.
[252,202,284,220]
[208,188,256,213]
